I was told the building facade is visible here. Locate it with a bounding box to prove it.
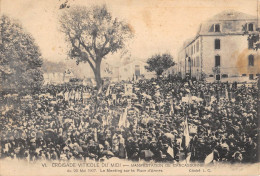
[178,10,259,82]
[162,65,177,77]
[43,70,75,85]
[118,60,155,81]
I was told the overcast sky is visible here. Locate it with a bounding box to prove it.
[1,0,258,66]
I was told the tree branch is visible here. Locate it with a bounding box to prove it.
[92,34,97,54]
[101,46,111,57]
[68,33,96,71]
[81,51,96,71]
[78,37,96,61]
[101,34,109,51]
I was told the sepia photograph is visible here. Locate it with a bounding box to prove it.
[0,0,259,175]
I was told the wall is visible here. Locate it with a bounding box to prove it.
[201,34,259,81]
[118,60,156,81]
[177,11,259,82]
[178,36,202,79]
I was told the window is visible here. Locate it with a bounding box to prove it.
[248,55,254,66]
[196,41,199,52]
[248,23,254,31]
[248,39,254,49]
[215,24,220,32]
[242,74,247,77]
[222,74,228,78]
[215,39,220,49]
[196,56,200,67]
[215,55,220,67]
[209,74,214,77]
[249,74,254,80]
[216,74,220,80]
[135,65,140,76]
[188,57,191,67]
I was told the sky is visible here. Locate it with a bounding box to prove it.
[0,0,258,73]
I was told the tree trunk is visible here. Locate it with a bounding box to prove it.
[94,61,102,89]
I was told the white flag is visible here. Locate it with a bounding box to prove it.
[225,86,229,99]
[186,153,191,163]
[167,146,174,158]
[184,118,190,148]
[106,84,110,96]
[118,108,128,128]
[188,93,192,105]
[179,152,191,164]
[97,86,102,94]
[170,100,174,115]
[204,152,214,164]
[94,128,98,142]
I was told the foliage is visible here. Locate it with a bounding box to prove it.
[59,0,71,9]
[145,53,175,76]
[59,5,133,88]
[247,34,260,50]
[242,24,260,50]
[0,15,44,94]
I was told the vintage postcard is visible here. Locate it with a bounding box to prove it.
[0,0,259,175]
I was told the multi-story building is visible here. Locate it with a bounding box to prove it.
[178,10,259,82]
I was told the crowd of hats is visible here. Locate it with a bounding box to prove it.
[0,76,258,163]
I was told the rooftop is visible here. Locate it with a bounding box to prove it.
[207,10,256,22]
[180,10,257,50]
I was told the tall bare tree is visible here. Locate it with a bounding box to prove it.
[60,5,133,88]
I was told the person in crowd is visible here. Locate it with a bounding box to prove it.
[0,77,258,164]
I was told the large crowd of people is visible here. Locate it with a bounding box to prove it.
[0,76,258,164]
